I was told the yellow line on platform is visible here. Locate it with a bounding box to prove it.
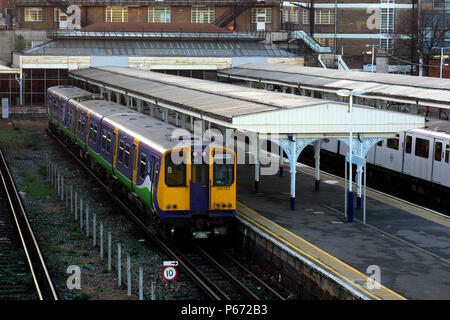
[237,202,407,300]
[296,164,450,229]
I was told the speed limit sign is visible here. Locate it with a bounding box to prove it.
[162,266,177,281]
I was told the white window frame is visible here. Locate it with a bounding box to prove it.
[315,9,334,25]
[251,8,273,24]
[148,6,171,23]
[302,10,309,25]
[106,6,128,22]
[24,7,42,22]
[191,7,215,24]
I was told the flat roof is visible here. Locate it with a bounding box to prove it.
[218,63,450,109]
[69,67,425,137]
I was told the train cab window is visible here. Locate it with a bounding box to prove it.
[118,141,125,163]
[377,141,383,147]
[192,163,207,184]
[124,144,131,167]
[415,138,429,159]
[165,152,186,187]
[212,151,234,186]
[139,154,147,179]
[405,135,412,154]
[386,138,399,150]
[435,142,442,161]
[446,150,449,163]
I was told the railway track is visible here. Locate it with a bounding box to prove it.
[47,128,286,301]
[0,148,58,300]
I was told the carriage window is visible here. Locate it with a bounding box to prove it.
[118,141,125,163]
[446,150,449,163]
[139,153,147,179]
[78,116,85,135]
[192,164,207,184]
[106,133,112,153]
[213,151,234,186]
[89,123,94,141]
[165,152,186,187]
[435,142,442,161]
[60,106,64,120]
[101,130,107,150]
[68,109,73,125]
[405,135,412,154]
[124,144,131,167]
[415,138,429,159]
[386,138,399,150]
[93,124,98,141]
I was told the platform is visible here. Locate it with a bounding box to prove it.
[236,162,450,300]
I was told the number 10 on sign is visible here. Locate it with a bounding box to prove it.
[162,266,177,281]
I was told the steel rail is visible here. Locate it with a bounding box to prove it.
[0,149,59,300]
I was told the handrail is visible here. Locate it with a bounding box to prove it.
[289,30,332,53]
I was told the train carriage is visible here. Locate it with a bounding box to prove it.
[47,86,236,239]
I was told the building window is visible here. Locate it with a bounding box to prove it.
[251,8,272,23]
[315,10,334,24]
[191,7,215,24]
[302,10,309,25]
[54,8,67,22]
[25,7,43,22]
[106,6,128,22]
[148,6,171,23]
[314,38,334,47]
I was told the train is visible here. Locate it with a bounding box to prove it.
[318,119,450,212]
[47,85,237,239]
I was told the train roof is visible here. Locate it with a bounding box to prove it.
[48,85,90,99]
[71,98,189,153]
[409,119,450,140]
[104,112,190,153]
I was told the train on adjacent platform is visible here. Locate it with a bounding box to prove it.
[319,120,450,211]
[47,85,236,239]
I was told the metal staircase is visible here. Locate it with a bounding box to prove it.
[289,30,331,53]
[213,0,256,28]
[46,0,72,13]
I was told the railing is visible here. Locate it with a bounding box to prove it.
[47,28,267,41]
[15,0,282,6]
[213,0,256,28]
[289,30,332,53]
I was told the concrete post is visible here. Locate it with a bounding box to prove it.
[117,243,121,286]
[139,267,143,300]
[57,170,60,196]
[70,185,73,214]
[127,254,131,296]
[289,139,297,210]
[80,198,83,231]
[93,213,97,246]
[100,223,104,258]
[86,206,89,237]
[151,282,155,300]
[61,175,64,201]
[107,231,112,271]
[74,192,78,220]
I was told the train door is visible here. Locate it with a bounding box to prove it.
[209,148,236,211]
[190,150,209,212]
[432,139,447,184]
[402,134,413,175]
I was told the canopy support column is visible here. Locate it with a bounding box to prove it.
[313,140,321,192]
[279,137,318,210]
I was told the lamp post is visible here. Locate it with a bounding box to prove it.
[365,44,381,72]
[436,46,450,78]
[337,89,365,222]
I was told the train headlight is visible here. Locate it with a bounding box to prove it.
[167,204,171,209]
[222,203,226,208]
[227,203,232,208]
[173,204,177,209]
[215,203,220,209]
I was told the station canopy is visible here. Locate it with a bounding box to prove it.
[218,63,450,110]
[69,67,425,138]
